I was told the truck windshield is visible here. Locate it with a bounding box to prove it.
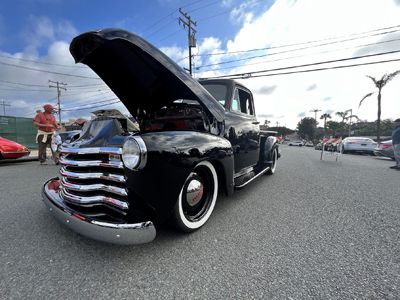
[200,83,228,108]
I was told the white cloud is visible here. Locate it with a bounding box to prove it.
[199,0,400,128]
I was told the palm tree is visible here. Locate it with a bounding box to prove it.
[335,111,349,123]
[320,113,331,131]
[359,70,400,142]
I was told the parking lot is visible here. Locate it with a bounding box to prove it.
[1,145,399,299]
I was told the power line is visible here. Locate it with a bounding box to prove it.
[63,98,120,111]
[197,8,231,23]
[197,28,400,69]
[202,37,400,72]
[201,49,400,79]
[142,0,208,35]
[0,87,53,92]
[62,95,117,109]
[186,0,221,13]
[205,57,400,80]
[0,53,87,68]
[147,18,177,38]
[68,83,105,88]
[196,0,264,23]
[0,60,100,79]
[0,79,48,88]
[196,24,400,57]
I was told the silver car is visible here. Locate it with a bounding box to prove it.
[342,137,377,154]
[373,140,394,160]
[288,140,304,146]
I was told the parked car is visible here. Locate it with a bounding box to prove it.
[0,137,30,159]
[342,137,377,154]
[373,140,394,160]
[288,140,303,146]
[41,28,281,245]
[304,141,314,147]
[314,143,322,150]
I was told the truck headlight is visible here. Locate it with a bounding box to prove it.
[122,136,147,170]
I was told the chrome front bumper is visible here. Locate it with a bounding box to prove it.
[42,178,156,245]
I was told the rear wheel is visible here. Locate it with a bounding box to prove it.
[266,148,278,175]
[173,161,218,232]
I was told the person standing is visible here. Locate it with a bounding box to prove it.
[390,118,400,170]
[33,104,59,165]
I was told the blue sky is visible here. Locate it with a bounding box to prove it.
[0,0,273,54]
[1,0,400,128]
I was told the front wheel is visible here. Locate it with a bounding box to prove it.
[173,161,218,232]
[266,148,278,175]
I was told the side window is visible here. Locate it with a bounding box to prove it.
[231,89,240,112]
[231,88,254,116]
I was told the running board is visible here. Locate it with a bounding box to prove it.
[234,166,270,189]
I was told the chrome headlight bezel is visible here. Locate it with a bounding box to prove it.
[122,136,147,170]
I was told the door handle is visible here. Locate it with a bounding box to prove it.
[252,121,260,125]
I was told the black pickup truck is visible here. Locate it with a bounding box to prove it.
[42,29,280,245]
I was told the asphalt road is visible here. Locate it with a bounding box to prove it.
[1,146,399,299]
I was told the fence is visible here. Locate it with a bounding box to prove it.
[0,116,37,149]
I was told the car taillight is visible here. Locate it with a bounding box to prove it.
[381,144,391,149]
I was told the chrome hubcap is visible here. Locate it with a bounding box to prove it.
[186,178,204,207]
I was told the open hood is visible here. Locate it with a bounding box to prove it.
[70,29,225,122]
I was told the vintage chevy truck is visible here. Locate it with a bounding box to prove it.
[42,29,280,245]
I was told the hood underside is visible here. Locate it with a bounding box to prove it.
[69,29,225,122]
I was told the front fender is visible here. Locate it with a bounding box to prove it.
[125,131,234,222]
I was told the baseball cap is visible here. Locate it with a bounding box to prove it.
[43,104,54,111]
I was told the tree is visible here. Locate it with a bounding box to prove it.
[335,111,349,123]
[359,70,400,142]
[326,120,346,136]
[264,120,271,127]
[268,126,294,136]
[297,117,317,140]
[320,113,331,131]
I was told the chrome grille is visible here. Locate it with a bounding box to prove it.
[59,147,129,213]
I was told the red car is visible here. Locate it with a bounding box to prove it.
[0,137,30,159]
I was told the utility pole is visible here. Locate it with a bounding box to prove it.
[179,8,197,76]
[49,80,67,125]
[310,109,321,127]
[0,100,11,116]
[345,109,353,137]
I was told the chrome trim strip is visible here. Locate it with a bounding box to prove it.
[132,136,147,170]
[60,167,126,183]
[60,187,129,210]
[61,178,128,197]
[42,179,156,245]
[59,157,124,169]
[235,166,270,189]
[60,147,122,155]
